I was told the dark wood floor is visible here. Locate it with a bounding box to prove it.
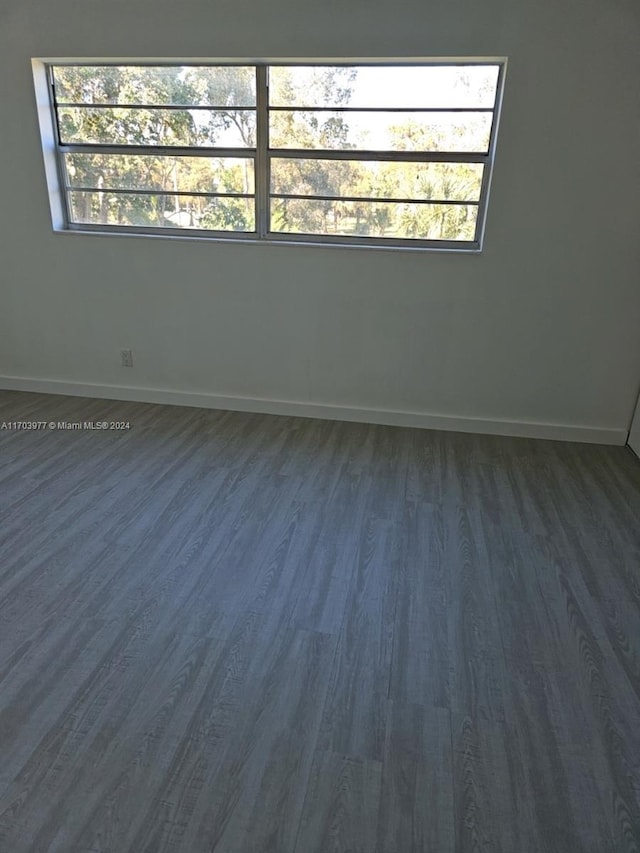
[0,390,639,853]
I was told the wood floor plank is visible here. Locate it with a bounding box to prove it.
[316,515,398,761]
[451,709,566,853]
[167,623,336,853]
[389,501,449,708]
[444,504,509,721]
[376,700,454,853]
[2,631,223,853]
[294,750,383,853]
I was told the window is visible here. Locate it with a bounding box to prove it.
[35,60,506,250]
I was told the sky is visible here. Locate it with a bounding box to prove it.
[270,64,499,109]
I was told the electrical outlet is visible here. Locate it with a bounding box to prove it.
[120,349,134,368]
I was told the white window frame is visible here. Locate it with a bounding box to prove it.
[32,58,507,252]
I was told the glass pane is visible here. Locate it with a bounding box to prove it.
[58,107,256,147]
[69,191,255,231]
[271,159,483,202]
[269,110,492,152]
[269,65,499,109]
[64,153,254,195]
[270,198,477,241]
[53,65,256,106]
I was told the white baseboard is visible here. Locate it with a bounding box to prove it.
[0,374,627,445]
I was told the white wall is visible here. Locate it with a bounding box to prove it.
[1,0,640,442]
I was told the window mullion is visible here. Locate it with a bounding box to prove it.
[268,149,490,164]
[256,65,269,238]
[58,143,256,158]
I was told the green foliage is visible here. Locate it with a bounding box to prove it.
[201,198,253,231]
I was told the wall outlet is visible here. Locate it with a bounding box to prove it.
[120,349,134,368]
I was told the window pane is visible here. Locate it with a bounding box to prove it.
[53,65,256,106]
[69,191,255,231]
[58,107,256,147]
[269,111,492,152]
[271,159,484,202]
[270,198,477,240]
[269,65,499,109]
[48,60,503,247]
[64,153,254,195]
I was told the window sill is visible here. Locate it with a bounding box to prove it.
[54,225,483,254]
